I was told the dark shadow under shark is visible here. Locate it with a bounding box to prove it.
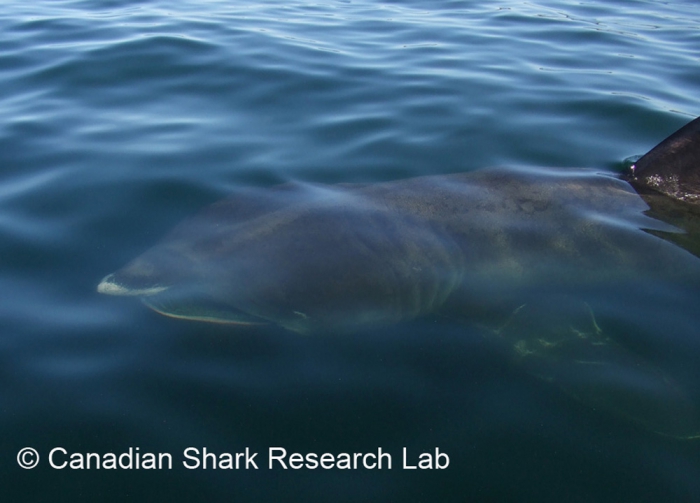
[98,116,700,439]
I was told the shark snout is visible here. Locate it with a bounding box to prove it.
[97,272,169,296]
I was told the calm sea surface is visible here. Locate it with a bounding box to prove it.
[2,0,700,501]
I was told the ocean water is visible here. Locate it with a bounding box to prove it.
[2,0,700,501]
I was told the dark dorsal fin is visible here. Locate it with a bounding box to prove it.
[629,116,700,205]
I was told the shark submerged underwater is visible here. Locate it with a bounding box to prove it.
[99,117,700,438]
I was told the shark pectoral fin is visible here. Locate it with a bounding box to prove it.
[495,300,700,439]
[142,297,266,326]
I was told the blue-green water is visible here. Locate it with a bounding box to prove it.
[2,0,700,501]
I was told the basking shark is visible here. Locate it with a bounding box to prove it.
[99,116,700,438]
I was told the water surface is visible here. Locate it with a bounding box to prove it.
[2,0,700,501]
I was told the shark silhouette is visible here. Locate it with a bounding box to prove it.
[99,116,700,438]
